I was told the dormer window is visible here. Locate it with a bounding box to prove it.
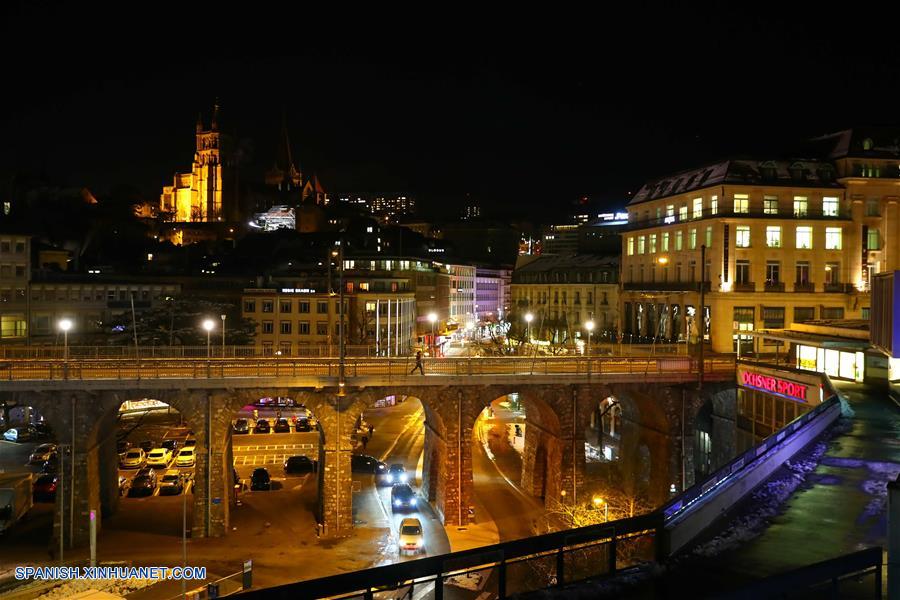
[863,138,874,150]
[759,161,777,180]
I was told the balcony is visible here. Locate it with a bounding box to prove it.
[823,282,854,293]
[623,281,710,292]
[764,281,785,293]
[733,281,755,292]
[625,206,852,231]
[793,282,814,293]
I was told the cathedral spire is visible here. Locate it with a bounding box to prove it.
[211,99,220,131]
[196,112,203,133]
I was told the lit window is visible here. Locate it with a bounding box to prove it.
[649,234,657,253]
[763,196,778,214]
[689,228,697,249]
[679,205,688,221]
[766,226,782,248]
[711,196,718,215]
[796,226,812,249]
[825,227,842,250]
[793,196,808,217]
[705,226,713,248]
[867,228,881,250]
[662,232,669,251]
[675,230,683,251]
[638,236,646,254]
[733,194,749,214]
[822,196,839,217]
[665,205,675,224]
[736,226,751,248]
[692,198,703,219]
[627,237,634,255]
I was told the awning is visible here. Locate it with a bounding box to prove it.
[744,329,869,352]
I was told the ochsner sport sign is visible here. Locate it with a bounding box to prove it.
[740,370,808,402]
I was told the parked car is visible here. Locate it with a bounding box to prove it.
[3,427,32,443]
[146,448,173,469]
[175,447,195,468]
[273,418,291,433]
[32,474,58,502]
[250,468,271,491]
[294,418,312,432]
[30,423,53,441]
[254,419,270,434]
[161,439,180,453]
[129,468,157,496]
[233,418,250,434]
[120,449,146,469]
[183,437,197,448]
[29,444,57,464]
[116,440,132,456]
[390,484,418,513]
[352,455,386,474]
[158,470,184,496]
[284,455,316,474]
[398,517,424,554]
[380,464,408,486]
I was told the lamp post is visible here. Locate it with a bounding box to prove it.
[220,314,226,357]
[592,495,608,522]
[427,312,437,357]
[585,320,595,356]
[524,312,534,343]
[202,319,214,378]
[58,318,72,371]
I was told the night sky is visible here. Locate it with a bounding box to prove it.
[2,8,899,223]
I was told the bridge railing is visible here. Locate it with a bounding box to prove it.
[0,355,736,382]
[237,512,664,600]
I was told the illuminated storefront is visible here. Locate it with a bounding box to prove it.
[795,345,865,382]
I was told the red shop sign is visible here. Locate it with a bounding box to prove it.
[741,371,807,402]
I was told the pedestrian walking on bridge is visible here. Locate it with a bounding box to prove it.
[410,350,425,375]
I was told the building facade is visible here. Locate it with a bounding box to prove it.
[28,278,181,342]
[446,263,476,327]
[511,254,619,342]
[241,287,415,356]
[475,266,512,322]
[0,234,30,342]
[621,159,866,354]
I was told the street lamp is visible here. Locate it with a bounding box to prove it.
[585,320,595,356]
[427,312,437,356]
[524,312,534,342]
[58,318,72,375]
[220,314,226,357]
[592,495,608,522]
[202,319,215,359]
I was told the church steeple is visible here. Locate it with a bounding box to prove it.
[265,108,302,191]
[196,112,204,133]
[211,99,220,131]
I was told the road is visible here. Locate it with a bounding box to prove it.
[471,406,545,543]
[355,398,452,562]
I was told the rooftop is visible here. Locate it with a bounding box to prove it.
[630,158,841,206]
[514,253,619,273]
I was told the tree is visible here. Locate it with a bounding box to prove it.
[106,296,256,346]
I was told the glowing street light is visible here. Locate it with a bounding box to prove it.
[524,312,534,341]
[657,256,669,265]
[427,312,438,356]
[585,320,595,356]
[592,495,608,521]
[202,319,215,359]
[58,318,73,373]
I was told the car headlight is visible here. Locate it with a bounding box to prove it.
[393,500,402,507]
[410,498,417,506]
[399,474,408,483]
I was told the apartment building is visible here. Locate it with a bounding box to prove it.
[242,287,416,356]
[0,233,29,342]
[621,159,865,354]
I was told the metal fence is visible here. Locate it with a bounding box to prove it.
[0,355,736,382]
[237,513,663,600]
